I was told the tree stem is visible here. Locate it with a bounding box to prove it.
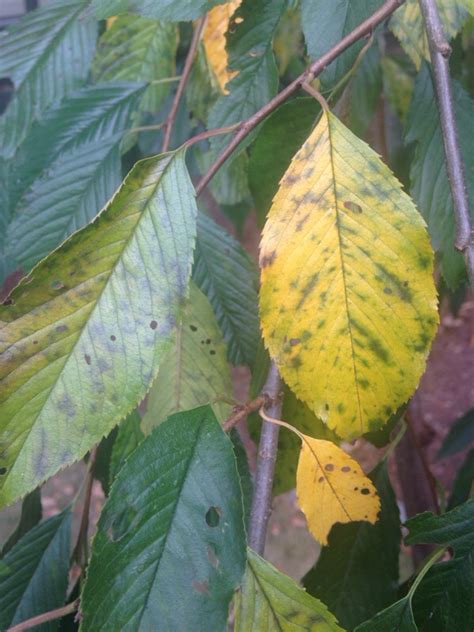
[162,16,207,153]
[418,0,474,282]
[248,362,283,554]
[7,600,79,632]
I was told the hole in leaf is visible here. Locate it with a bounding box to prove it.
[205,506,221,527]
[51,280,64,290]
[149,320,157,330]
[0,467,7,475]
[360,488,370,495]
[110,335,116,341]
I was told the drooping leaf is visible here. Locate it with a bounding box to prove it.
[203,1,241,93]
[390,0,468,68]
[0,0,97,159]
[259,108,438,439]
[300,0,383,88]
[4,83,145,276]
[249,98,320,226]
[437,408,474,459]
[405,65,474,287]
[296,435,380,545]
[447,449,474,510]
[347,44,383,137]
[0,150,197,507]
[0,511,71,631]
[141,282,233,433]
[355,597,418,632]
[92,15,178,113]
[108,410,144,487]
[304,462,400,629]
[88,0,232,21]
[235,548,343,631]
[193,212,260,366]
[1,489,42,556]
[80,407,246,631]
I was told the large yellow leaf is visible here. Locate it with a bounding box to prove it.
[259,109,438,439]
[296,435,380,545]
[202,1,241,93]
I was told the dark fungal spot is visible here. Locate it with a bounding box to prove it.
[201,339,205,344]
[0,467,6,475]
[290,338,300,346]
[337,403,345,413]
[360,488,370,495]
[189,324,197,332]
[2,297,14,306]
[33,340,38,345]
[343,200,363,213]
[205,506,221,527]
[291,356,302,368]
[206,338,211,344]
[149,320,158,330]
[418,253,430,269]
[110,335,116,341]
[261,250,276,268]
[51,280,64,290]
[354,487,358,491]
[84,354,92,365]
[301,330,312,341]
[296,213,310,231]
[341,466,351,472]
[318,476,324,483]
[383,287,393,295]
[55,324,68,333]
[209,350,216,355]
[317,319,325,329]
[324,463,334,471]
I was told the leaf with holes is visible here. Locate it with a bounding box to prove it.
[0,149,196,507]
[142,282,233,433]
[235,548,343,631]
[80,407,246,631]
[0,0,97,159]
[259,108,438,439]
[203,1,241,93]
[296,435,380,545]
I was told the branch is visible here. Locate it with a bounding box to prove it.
[196,0,404,196]
[418,0,474,283]
[222,395,267,432]
[162,16,207,152]
[7,600,79,632]
[248,362,283,554]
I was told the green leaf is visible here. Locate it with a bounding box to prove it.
[355,597,418,632]
[448,449,474,510]
[0,0,97,159]
[193,212,260,366]
[437,408,474,458]
[235,548,343,631]
[80,407,246,631]
[0,510,71,630]
[348,44,383,136]
[304,463,400,629]
[89,0,232,21]
[249,98,320,226]
[406,65,474,287]
[300,0,384,88]
[108,410,144,487]
[92,15,178,113]
[141,282,233,433]
[1,489,42,556]
[0,150,197,507]
[4,83,145,276]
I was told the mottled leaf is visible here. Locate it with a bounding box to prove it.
[0,511,71,631]
[438,408,474,459]
[297,435,380,545]
[92,15,178,113]
[0,150,197,507]
[235,548,343,631]
[142,282,233,433]
[260,109,438,439]
[301,0,383,87]
[390,0,468,69]
[88,0,233,21]
[0,0,97,159]
[80,407,246,631]
[406,65,474,287]
[193,212,260,366]
[203,1,241,93]
[304,463,400,629]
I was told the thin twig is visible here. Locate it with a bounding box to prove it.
[223,395,267,433]
[196,0,404,196]
[162,16,207,152]
[418,0,474,282]
[248,362,283,554]
[184,123,241,148]
[7,600,79,632]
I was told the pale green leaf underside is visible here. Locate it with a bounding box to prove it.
[142,282,233,433]
[0,150,197,507]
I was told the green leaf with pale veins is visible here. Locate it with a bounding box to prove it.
[406,65,474,287]
[304,463,400,629]
[0,0,97,159]
[108,410,144,487]
[88,0,232,21]
[0,150,197,507]
[0,511,71,631]
[193,213,260,366]
[235,548,343,631]
[80,407,246,631]
[3,82,145,277]
[92,15,178,114]
[142,282,233,433]
[300,0,384,88]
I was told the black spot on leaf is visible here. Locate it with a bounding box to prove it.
[341,466,351,472]
[343,200,363,213]
[84,354,92,365]
[0,467,6,475]
[324,463,334,471]
[205,506,221,527]
[361,488,370,495]
[149,320,158,330]
[190,325,197,332]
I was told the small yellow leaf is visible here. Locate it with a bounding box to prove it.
[296,436,380,545]
[203,0,241,93]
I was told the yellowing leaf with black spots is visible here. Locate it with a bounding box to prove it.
[260,109,438,439]
[0,150,197,507]
[297,436,380,545]
[203,0,241,93]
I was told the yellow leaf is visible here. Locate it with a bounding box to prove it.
[296,435,380,545]
[203,0,241,93]
[259,109,438,439]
